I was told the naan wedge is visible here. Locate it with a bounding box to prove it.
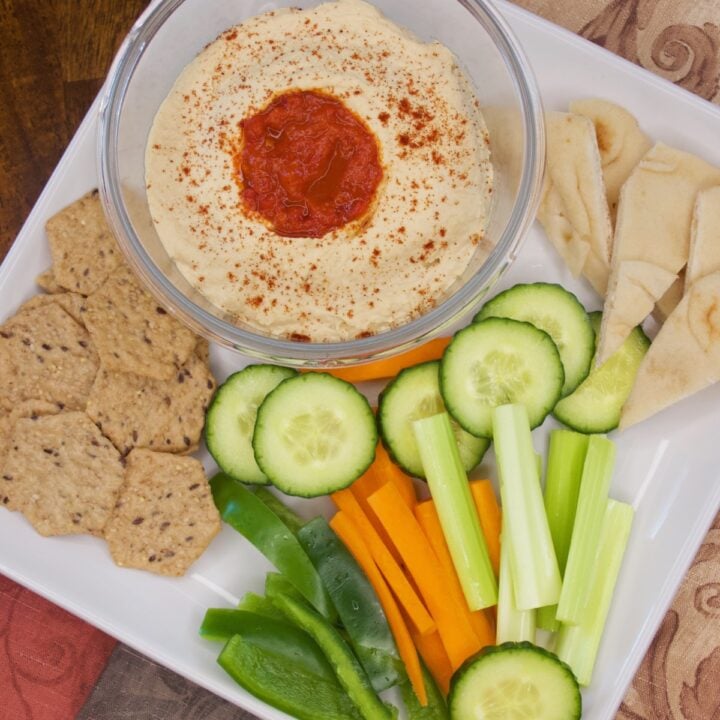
[620,271,720,429]
[537,112,613,296]
[686,186,720,288]
[653,273,685,323]
[570,99,652,219]
[596,144,720,364]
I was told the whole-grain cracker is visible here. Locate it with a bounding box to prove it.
[22,292,88,327]
[36,270,63,294]
[86,353,216,455]
[1,412,125,536]
[0,300,99,412]
[84,265,196,380]
[45,190,123,295]
[104,449,220,576]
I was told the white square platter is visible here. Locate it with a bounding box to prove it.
[1,2,720,719]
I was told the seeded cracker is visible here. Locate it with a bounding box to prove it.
[36,270,63,294]
[0,300,99,412]
[84,265,197,380]
[195,337,210,365]
[86,353,216,455]
[104,449,220,576]
[22,292,88,327]
[45,190,123,295]
[2,412,125,536]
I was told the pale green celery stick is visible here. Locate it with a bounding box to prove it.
[537,431,589,632]
[556,499,634,685]
[412,413,498,610]
[497,528,536,643]
[492,404,562,610]
[556,435,616,625]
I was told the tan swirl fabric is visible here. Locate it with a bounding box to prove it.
[515,1,720,717]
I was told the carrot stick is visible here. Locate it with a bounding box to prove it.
[349,458,403,565]
[330,512,428,705]
[470,480,502,577]
[415,500,495,648]
[411,628,453,696]
[374,443,416,508]
[368,482,481,670]
[331,488,435,636]
[312,337,451,384]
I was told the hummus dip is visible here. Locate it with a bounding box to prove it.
[146,0,493,343]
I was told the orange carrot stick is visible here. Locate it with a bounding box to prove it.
[368,482,481,670]
[411,628,453,696]
[312,337,451,384]
[349,458,403,565]
[330,512,427,706]
[415,500,495,648]
[470,480,502,577]
[331,488,435,636]
[374,443,416,508]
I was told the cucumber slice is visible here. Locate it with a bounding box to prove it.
[253,373,377,497]
[474,283,594,396]
[440,318,564,438]
[449,642,581,720]
[378,361,490,479]
[553,312,650,433]
[205,365,297,484]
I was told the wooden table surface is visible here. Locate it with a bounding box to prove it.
[1,2,719,719]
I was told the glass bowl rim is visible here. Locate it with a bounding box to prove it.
[97,0,545,367]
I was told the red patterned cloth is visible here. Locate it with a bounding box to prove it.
[0,575,116,720]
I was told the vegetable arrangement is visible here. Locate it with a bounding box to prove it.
[201,281,647,719]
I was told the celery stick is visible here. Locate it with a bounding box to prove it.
[497,529,536,643]
[537,431,589,632]
[492,404,562,610]
[412,412,498,610]
[556,499,634,685]
[556,435,616,625]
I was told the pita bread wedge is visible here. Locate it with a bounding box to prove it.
[653,272,685,323]
[596,144,720,364]
[569,99,652,219]
[537,112,613,296]
[620,271,720,429]
[686,186,720,288]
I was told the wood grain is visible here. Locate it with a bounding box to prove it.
[0,0,150,260]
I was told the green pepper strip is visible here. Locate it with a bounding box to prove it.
[298,516,401,692]
[270,590,395,720]
[252,486,305,535]
[265,572,308,606]
[219,635,363,720]
[201,608,335,680]
[400,663,449,720]
[210,473,335,621]
[236,592,285,621]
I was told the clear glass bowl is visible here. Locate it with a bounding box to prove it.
[98,0,544,367]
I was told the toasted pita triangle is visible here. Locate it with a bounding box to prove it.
[620,271,720,429]
[686,186,720,288]
[537,112,613,296]
[653,273,685,323]
[570,98,652,219]
[596,144,720,364]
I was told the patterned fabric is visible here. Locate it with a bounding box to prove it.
[0,575,116,719]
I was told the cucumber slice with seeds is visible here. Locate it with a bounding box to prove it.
[440,318,564,438]
[449,642,581,720]
[253,373,377,497]
[205,365,298,484]
[553,312,650,433]
[378,361,489,479]
[474,283,594,396]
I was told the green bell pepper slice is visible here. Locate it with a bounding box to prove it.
[200,608,335,680]
[251,486,305,535]
[219,635,363,720]
[269,589,396,720]
[400,663,449,719]
[298,516,401,692]
[236,592,285,621]
[210,473,334,621]
[265,571,308,606]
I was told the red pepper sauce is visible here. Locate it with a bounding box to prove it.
[237,90,383,238]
